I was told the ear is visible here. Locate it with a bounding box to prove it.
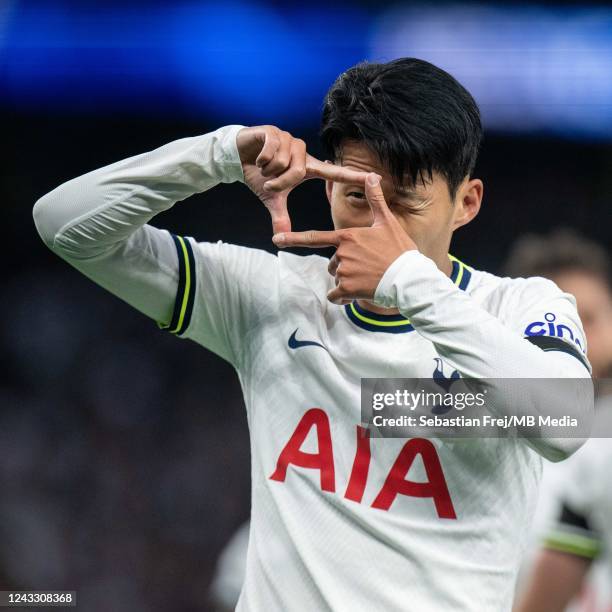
[452,178,483,231]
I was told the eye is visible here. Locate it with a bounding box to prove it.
[346,191,366,200]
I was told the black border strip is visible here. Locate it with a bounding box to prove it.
[167,233,186,333]
[176,236,196,336]
[525,335,590,371]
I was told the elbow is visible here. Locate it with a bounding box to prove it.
[32,191,85,258]
[540,436,587,463]
[32,192,58,250]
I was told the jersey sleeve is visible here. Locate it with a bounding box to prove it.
[544,502,602,560]
[32,124,291,369]
[373,250,593,461]
[504,276,591,373]
[543,442,604,560]
[158,236,280,366]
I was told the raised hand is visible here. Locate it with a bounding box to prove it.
[236,125,370,235]
[272,173,417,304]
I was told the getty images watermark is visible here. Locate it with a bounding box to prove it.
[360,377,601,439]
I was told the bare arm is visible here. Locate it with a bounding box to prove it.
[514,549,591,612]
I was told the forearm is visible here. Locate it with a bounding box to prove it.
[374,250,593,460]
[514,549,590,612]
[33,124,245,259]
[32,125,245,323]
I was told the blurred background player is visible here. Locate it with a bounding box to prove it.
[516,437,612,612]
[504,229,612,383]
[208,522,250,612]
[505,229,612,611]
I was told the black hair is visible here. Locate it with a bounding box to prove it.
[320,57,482,199]
[503,228,611,291]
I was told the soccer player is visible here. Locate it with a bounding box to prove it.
[504,229,612,383]
[506,231,612,611]
[33,58,592,611]
[515,433,612,612]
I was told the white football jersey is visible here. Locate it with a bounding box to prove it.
[516,396,612,612]
[178,238,588,612]
[32,125,593,612]
[542,402,612,611]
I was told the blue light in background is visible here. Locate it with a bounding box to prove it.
[369,4,612,139]
[1,1,612,139]
[0,2,178,111]
[168,2,370,123]
[0,0,370,124]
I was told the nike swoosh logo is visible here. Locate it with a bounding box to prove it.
[288,328,328,351]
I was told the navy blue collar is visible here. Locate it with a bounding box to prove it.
[344,254,472,334]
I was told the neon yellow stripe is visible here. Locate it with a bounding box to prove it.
[453,259,464,287]
[544,531,601,559]
[350,303,411,327]
[171,236,191,333]
[348,253,470,329]
[448,253,473,273]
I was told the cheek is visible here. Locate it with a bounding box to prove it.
[391,204,455,256]
[395,208,448,242]
[587,313,612,345]
[331,197,373,229]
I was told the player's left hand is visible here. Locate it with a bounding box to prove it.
[272,173,417,304]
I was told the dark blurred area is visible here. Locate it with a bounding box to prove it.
[2,1,612,610]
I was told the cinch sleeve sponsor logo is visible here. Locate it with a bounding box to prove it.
[524,312,585,354]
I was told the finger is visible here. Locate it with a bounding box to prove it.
[272,229,342,249]
[327,253,339,277]
[260,131,293,177]
[263,139,307,192]
[305,155,370,185]
[255,129,281,168]
[364,172,392,222]
[327,284,350,305]
[267,195,292,235]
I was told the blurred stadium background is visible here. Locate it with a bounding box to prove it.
[1,0,611,610]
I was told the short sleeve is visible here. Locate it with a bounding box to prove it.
[158,235,280,367]
[543,441,604,559]
[505,277,591,373]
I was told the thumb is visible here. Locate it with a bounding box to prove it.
[365,172,391,223]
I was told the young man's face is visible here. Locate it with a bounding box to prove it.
[325,140,482,269]
[552,271,612,379]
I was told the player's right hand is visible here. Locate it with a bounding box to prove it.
[236,125,370,235]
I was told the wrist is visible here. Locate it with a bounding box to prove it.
[212,124,246,184]
[373,250,434,309]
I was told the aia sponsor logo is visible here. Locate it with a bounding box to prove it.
[269,408,456,519]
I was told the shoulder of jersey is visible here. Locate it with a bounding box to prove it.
[469,269,566,302]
